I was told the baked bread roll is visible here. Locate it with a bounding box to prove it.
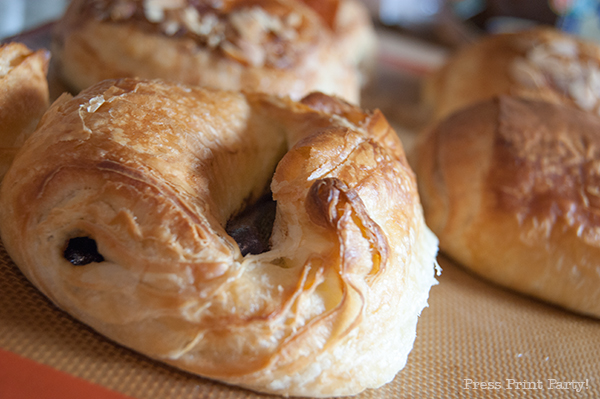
[415,95,600,318]
[52,0,375,103]
[0,42,50,179]
[424,27,600,120]
[0,78,438,397]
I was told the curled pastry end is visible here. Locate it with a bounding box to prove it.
[305,177,347,229]
[305,177,389,279]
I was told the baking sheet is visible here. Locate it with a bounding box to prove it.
[1,23,599,399]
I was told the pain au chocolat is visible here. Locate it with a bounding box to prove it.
[0,78,438,397]
[52,0,376,103]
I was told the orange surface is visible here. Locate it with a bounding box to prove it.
[0,348,133,399]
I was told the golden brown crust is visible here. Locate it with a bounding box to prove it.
[52,0,374,102]
[0,42,50,179]
[424,27,600,120]
[0,78,438,397]
[415,95,600,318]
[300,0,377,83]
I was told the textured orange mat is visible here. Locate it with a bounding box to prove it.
[1,241,598,398]
[0,348,133,399]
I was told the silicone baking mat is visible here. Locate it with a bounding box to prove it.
[1,24,599,399]
[2,243,599,398]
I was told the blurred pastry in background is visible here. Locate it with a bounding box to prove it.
[414,95,600,318]
[300,0,377,83]
[423,27,600,120]
[0,42,49,179]
[52,0,376,103]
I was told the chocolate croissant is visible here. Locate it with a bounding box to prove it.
[0,78,438,397]
[52,0,376,103]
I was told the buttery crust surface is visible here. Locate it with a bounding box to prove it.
[52,0,375,103]
[415,95,600,318]
[0,42,50,179]
[0,78,438,397]
[424,27,600,120]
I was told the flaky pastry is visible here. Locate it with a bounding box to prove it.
[0,42,50,179]
[415,95,600,318]
[424,27,600,120]
[52,0,375,103]
[0,78,438,396]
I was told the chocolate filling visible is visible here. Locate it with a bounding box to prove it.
[64,237,105,266]
[226,194,277,256]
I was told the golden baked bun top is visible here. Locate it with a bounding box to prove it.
[415,95,600,317]
[489,97,600,246]
[425,28,600,120]
[508,28,600,114]
[428,95,600,243]
[75,0,327,68]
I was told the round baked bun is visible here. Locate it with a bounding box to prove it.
[415,95,600,318]
[0,42,49,179]
[0,78,438,397]
[424,27,600,120]
[52,0,375,103]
